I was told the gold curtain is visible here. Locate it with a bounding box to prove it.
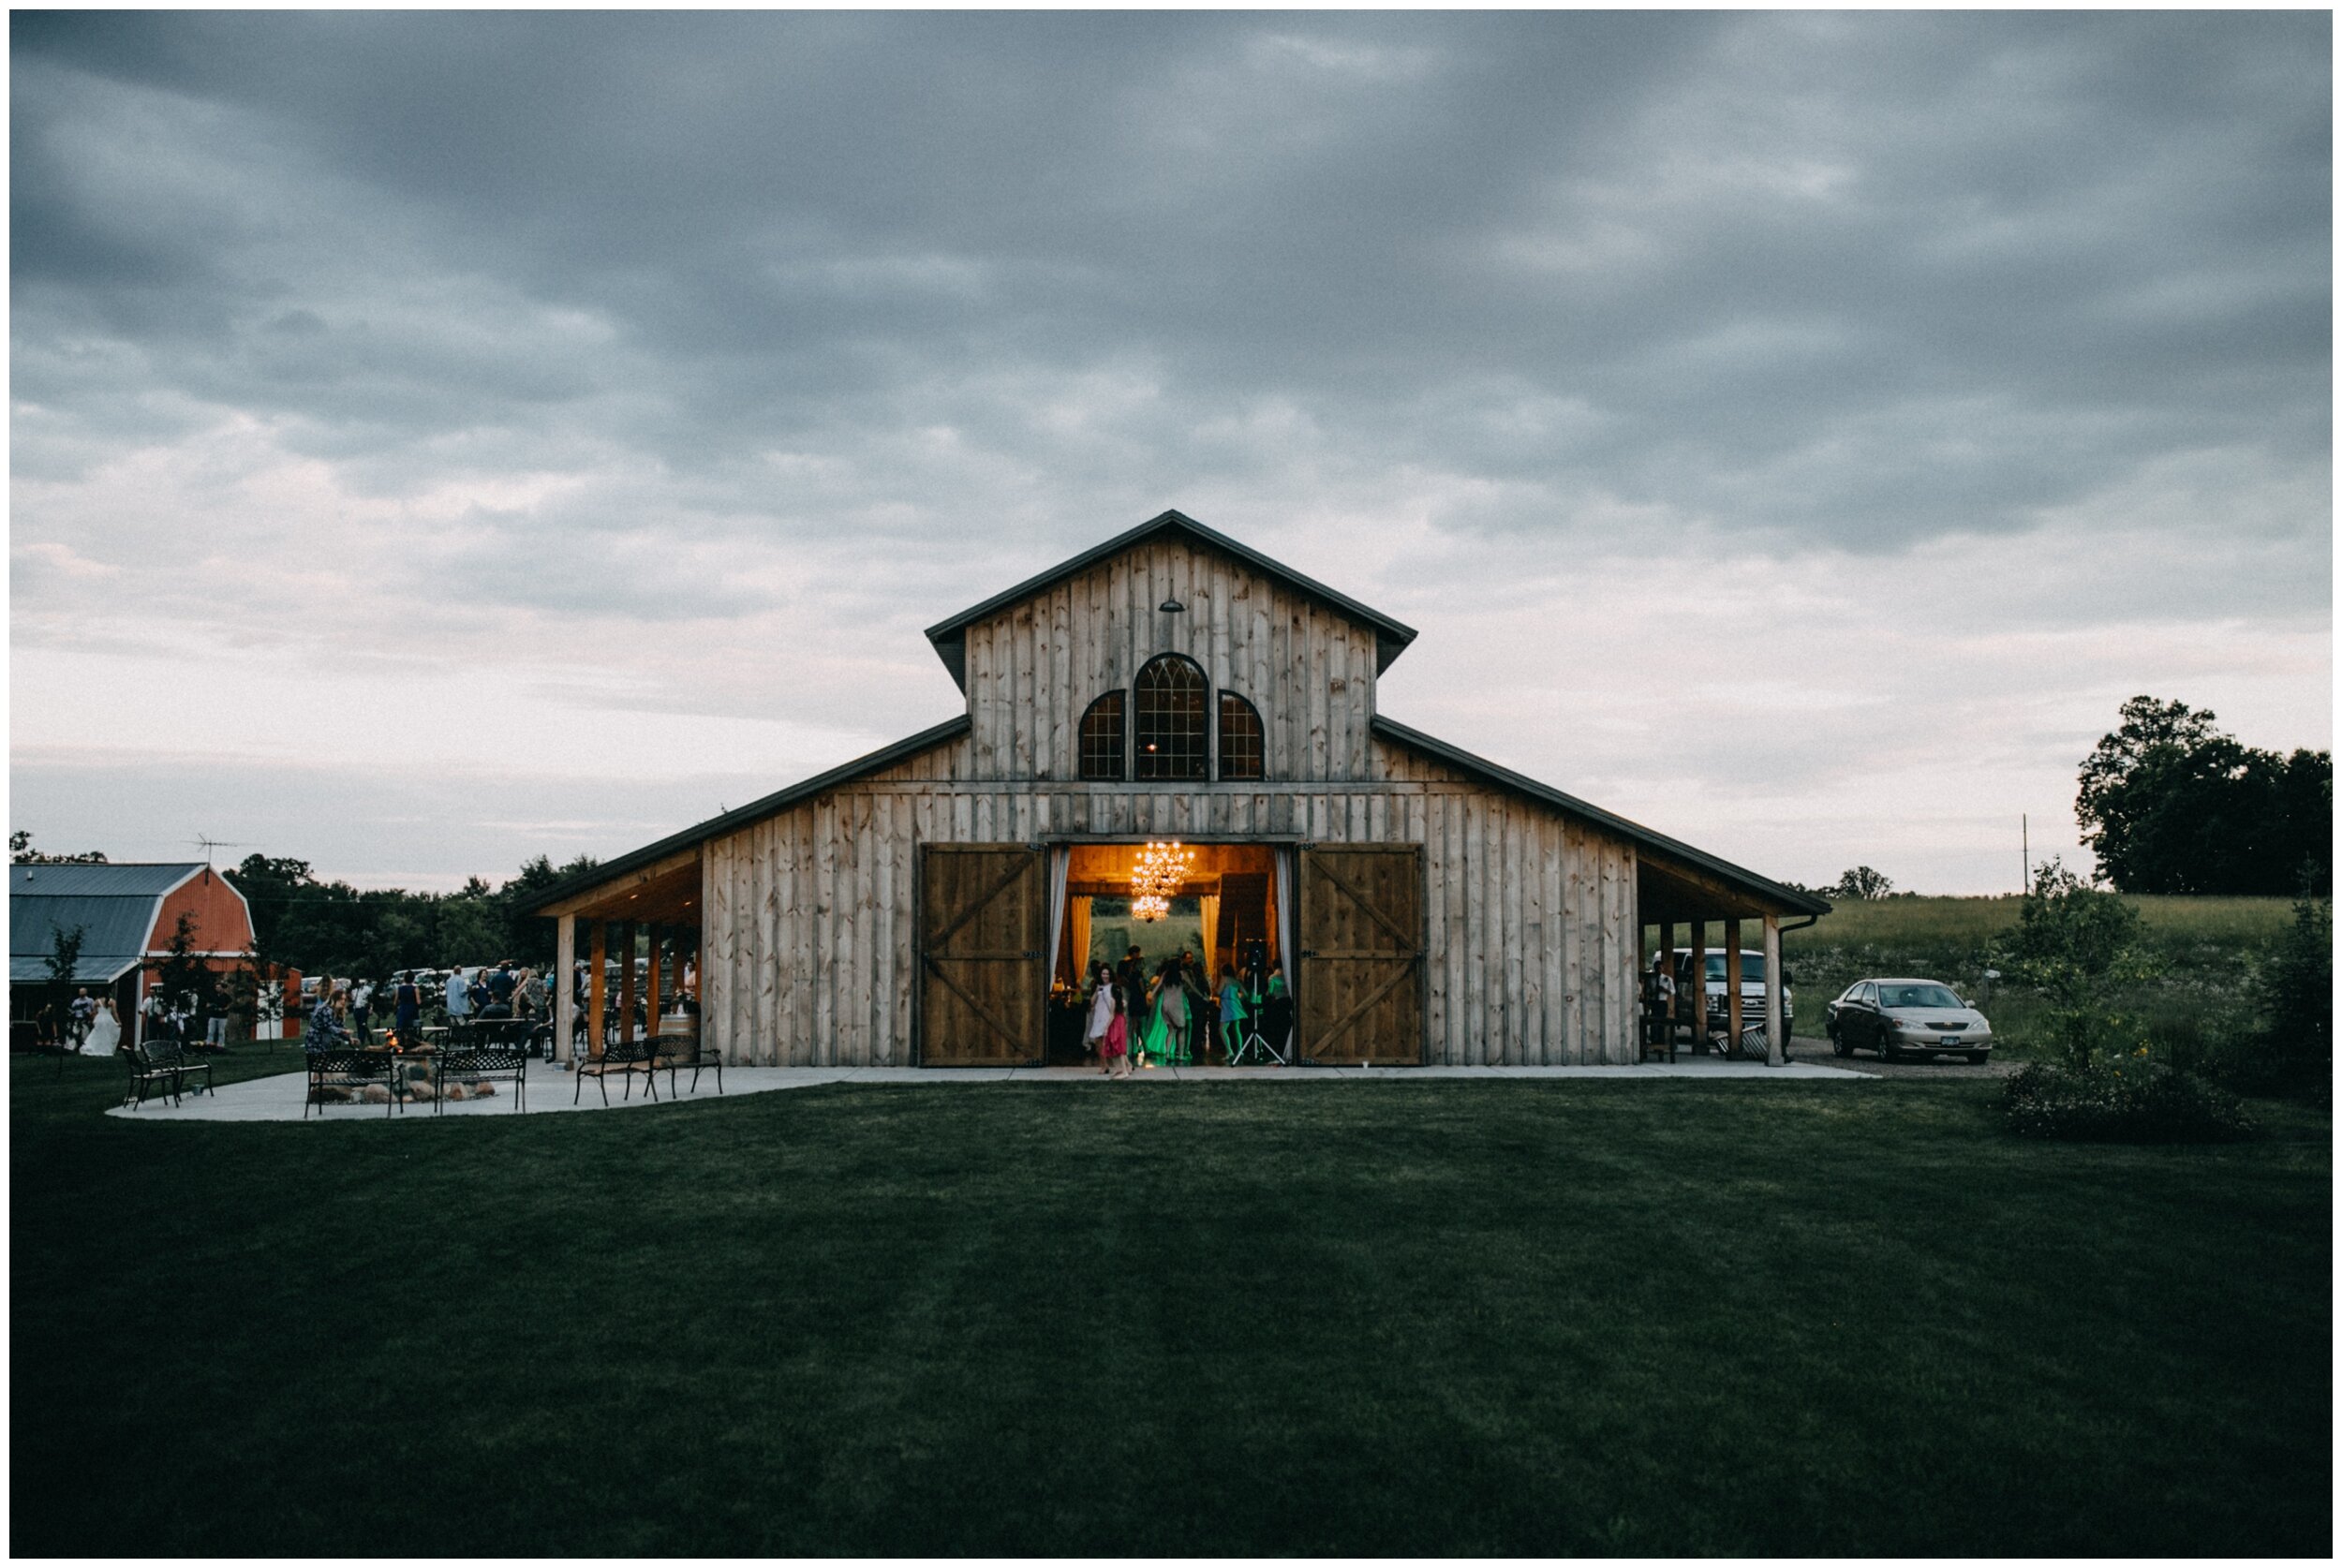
[1067,895,1093,983]
[1198,894,1220,986]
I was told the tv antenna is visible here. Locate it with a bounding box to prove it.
[191,835,249,867]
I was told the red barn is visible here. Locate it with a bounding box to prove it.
[10,862,261,1045]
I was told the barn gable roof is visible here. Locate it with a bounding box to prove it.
[9,862,206,984]
[922,509,1418,691]
[1370,717,1831,918]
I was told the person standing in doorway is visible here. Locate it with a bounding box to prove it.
[1085,962,1117,1072]
[1102,984,1131,1078]
[1219,970,1249,1059]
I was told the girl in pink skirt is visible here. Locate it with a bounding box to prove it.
[1100,981,1132,1078]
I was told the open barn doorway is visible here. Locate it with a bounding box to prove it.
[1049,841,1287,1067]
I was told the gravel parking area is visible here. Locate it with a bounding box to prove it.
[1782,1034,2017,1079]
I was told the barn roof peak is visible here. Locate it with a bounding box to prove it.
[922,509,1418,692]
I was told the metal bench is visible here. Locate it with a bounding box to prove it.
[652,1034,723,1098]
[574,1035,660,1105]
[124,1038,212,1109]
[436,1041,528,1113]
[304,1049,405,1117]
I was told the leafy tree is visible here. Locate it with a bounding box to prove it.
[1993,858,2155,1070]
[143,911,226,1032]
[1831,865,1895,901]
[223,848,602,977]
[10,830,109,865]
[43,923,86,1028]
[2076,696,2331,895]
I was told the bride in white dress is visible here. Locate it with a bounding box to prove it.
[81,998,122,1055]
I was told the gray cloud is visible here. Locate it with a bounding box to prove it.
[9,11,2330,888]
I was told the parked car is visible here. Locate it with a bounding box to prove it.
[1826,978,1993,1063]
[1671,948,1794,1041]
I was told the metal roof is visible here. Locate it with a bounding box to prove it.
[1369,717,1832,918]
[526,717,974,914]
[10,953,141,984]
[10,863,202,898]
[921,510,1419,691]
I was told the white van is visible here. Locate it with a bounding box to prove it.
[1670,948,1794,1039]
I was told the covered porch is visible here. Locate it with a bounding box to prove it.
[1637,851,1817,1066]
[538,847,704,1066]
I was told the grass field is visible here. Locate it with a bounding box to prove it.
[1780,895,2300,1058]
[11,1049,2330,1556]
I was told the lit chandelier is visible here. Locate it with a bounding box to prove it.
[1130,839,1193,923]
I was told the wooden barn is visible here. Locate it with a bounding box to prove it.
[532,510,1828,1068]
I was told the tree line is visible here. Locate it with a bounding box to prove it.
[12,832,600,984]
[223,852,600,982]
[2078,696,2329,896]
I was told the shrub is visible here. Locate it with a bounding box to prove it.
[2258,887,2332,1072]
[1992,861,2158,1070]
[2001,1059,2258,1143]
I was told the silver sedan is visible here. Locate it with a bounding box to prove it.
[1826,978,1994,1064]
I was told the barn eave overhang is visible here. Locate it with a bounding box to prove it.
[1369,716,1831,920]
[526,716,972,917]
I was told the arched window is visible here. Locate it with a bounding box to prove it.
[1218,692,1265,781]
[1134,655,1208,781]
[1078,690,1126,780]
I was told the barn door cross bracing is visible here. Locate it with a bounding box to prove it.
[918,844,1047,1067]
[1297,844,1424,1065]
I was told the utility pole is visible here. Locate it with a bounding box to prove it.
[2021,814,2028,895]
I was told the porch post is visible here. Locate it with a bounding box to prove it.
[1688,920,1707,1050]
[555,915,576,1066]
[587,921,608,1061]
[1657,920,1675,1044]
[617,922,638,1044]
[1725,917,1744,1053]
[646,923,664,1029]
[1763,913,1785,1068]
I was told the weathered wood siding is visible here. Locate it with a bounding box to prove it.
[700,730,1642,1068]
[957,534,1384,783]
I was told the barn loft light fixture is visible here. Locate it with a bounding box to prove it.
[1130,838,1193,923]
[1159,597,1185,613]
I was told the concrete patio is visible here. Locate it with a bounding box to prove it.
[106,1053,1871,1123]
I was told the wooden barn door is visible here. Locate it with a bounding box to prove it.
[1297,845,1424,1065]
[918,845,1047,1067]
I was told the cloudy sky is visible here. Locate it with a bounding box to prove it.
[11,11,2331,894]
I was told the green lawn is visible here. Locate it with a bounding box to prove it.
[12,1051,2330,1555]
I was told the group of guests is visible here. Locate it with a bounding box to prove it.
[1079,945,1289,1076]
[27,988,126,1056]
[305,960,550,1051]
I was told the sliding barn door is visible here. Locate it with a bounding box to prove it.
[1297,845,1424,1065]
[918,844,1047,1067]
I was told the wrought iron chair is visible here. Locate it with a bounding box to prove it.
[124,1037,212,1110]
[304,1049,404,1117]
[574,1034,660,1106]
